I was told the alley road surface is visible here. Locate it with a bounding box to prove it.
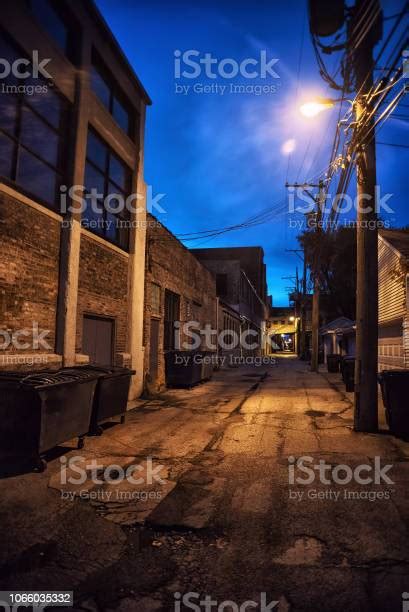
[0,356,408,612]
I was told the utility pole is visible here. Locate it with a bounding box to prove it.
[286,181,325,371]
[310,180,325,373]
[286,248,307,359]
[352,0,381,432]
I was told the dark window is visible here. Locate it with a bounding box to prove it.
[164,290,180,351]
[83,128,132,250]
[216,273,228,296]
[30,0,79,64]
[0,36,68,209]
[91,50,136,138]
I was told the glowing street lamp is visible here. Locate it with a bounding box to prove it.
[299,98,335,118]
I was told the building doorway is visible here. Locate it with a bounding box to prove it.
[82,315,114,365]
[149,318,160,381]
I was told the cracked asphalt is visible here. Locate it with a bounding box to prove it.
[0,355,408,611]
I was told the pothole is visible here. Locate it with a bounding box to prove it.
[305,409,326,417]
[273,537,324,566]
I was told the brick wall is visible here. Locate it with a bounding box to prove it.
[0,190,60,369]
[76,234,130,362]
[144,217,217,392]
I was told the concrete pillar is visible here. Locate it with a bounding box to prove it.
[56,69,89,366]
[128,105,148,400]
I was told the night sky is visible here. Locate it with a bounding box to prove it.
[96,0,408,305]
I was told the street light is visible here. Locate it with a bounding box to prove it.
[299,97,353,118]
[299,98,335,117]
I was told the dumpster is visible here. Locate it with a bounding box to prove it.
[0,369,99,471]
[165,350,202,387]
[63,365,135,435]
[327,354,342,373]
[378,370,409,437]
[341,356,355,392]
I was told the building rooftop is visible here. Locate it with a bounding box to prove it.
[380,229,409,260]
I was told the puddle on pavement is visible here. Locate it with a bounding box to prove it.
[273,537,324,565]
[305,409,327,417]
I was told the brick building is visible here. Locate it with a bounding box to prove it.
[144,215,217,392]
[192,247,269,359]
[0,0,150,399]
[267,306,297,352]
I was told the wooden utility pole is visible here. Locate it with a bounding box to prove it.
[311,180,325,373]
[286,249,307,358]
[286,181,325,370]
[352,0,381,432]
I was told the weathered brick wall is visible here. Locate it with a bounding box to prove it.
[0,190,60,368]
[144,217,217,392]
[77,234,129,362]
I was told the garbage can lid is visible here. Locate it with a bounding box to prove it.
[63,365,135,377]
[20,370,98,388]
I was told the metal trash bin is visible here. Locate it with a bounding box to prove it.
[327,354,342,373]
[378,370,409,437]
[165,350,202,387]
[0,370,99,471]
[63,365,135,435]
[341,356,355,392]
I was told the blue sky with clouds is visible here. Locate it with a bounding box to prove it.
[96,0,409,305]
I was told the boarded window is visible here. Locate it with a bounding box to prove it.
[151,283,161,315]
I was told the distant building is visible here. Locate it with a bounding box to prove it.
[0,0,150,399]
[267,306,297,352]
[378,229,409,370]
[143,215,217,392]
[191,247,269,359]
[319,317,356,361]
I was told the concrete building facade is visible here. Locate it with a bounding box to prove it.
[0,0,150,399]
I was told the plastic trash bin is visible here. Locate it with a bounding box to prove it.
[0,369,99,471]
[378,370,409,437]
[327,354,342,373]
[341,356,355,392]
[165,350,202,387]
[63,365,135,435]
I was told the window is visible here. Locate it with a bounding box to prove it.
[0,36,68,209]
[91,50,136,137]
[151,283,161,315]
[30,0,79,64]
[216,273,228,296]
[164,290,180,351]
[83,128,132,250]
